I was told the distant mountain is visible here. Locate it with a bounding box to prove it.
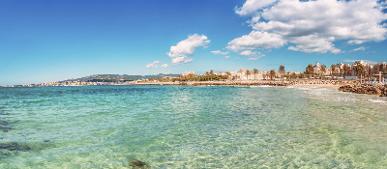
[62,74,180,82]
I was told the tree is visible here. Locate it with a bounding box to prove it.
[372,64,380,75]
[353,61,365,83]
[382,63,387,73]
[252,68,259,80]
[225,71,232,80]
[289,72,297,79]
[269,70,276,80]
[331,64,344,77]
[209,70,214,75]
[305,64,314,75]
[278,65,286,77]
[246,70,251,80]
[321,64,326,75]
[343,64,351,78]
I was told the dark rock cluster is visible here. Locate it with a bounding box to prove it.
[339,84,387,97]
[129,159,149,169]
[0,110,12,132]
[0,142,31,152]
[0,120,11,132]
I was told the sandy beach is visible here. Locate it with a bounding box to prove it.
[134,79,355,89]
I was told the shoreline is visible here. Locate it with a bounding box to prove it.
[3,79,356,89]
[339,84,387,97]
[133,79,353,89]
[5,80,386,97]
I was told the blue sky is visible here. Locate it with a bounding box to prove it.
[0,0,386,85]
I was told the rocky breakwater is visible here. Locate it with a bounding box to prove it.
[339,84,387,97]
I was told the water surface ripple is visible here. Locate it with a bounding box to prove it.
[0,86,386,168]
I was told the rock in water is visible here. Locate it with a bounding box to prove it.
[0,120,11,132]
[129,159,149,169]
[0,142,31,151]
[339,84,386,97]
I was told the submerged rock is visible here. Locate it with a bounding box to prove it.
[129,159,149,169]
[0,120,11,132]
[0,110,12,132]
[0,142,31,151]
[0,110,7,115]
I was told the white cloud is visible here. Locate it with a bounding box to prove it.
[171,56,192,64]
[146,61,160,68]
[168,34,210,64]
[287,35,341,54]
[239,50,256,57]
[211,50,230,59]
[227,31,286,52]
[232,0,387,54]
[248,57,259,60]
[236,0,276,16]
[238,50,264,60]
[211,50,228,55]
[146,60,168,68]
[352,46,366,52]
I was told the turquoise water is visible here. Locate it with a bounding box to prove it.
[1,86,387,168]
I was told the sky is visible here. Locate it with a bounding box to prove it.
[0,0,386,85]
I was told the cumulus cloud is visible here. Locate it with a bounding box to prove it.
[231,0,387,54]
[227,31,286,51]
[227,31,285,59]
[146,60,168,68]
[248,57,259,60]
[146,61,160,68]
[168,34,210,64]
[171,57,192,64]
[239,50,256,57]
[352,46,366,52]
[287,35,341,54]
[211,50,230,59]
[235,0,276,16]
[240,50,265,60]
[211,50,228,55]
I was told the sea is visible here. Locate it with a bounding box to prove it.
[0,86,386,168]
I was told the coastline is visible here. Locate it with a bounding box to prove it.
[6,79,387,97]
[339,84,387,97]
[289,83,341,89]
[133,79,353,89]
[135,80,386,97]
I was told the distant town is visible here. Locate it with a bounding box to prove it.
[5,60,384,88]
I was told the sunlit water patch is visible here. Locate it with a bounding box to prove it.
[0,86,386,168]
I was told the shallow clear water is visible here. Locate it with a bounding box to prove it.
[0,86,387,168]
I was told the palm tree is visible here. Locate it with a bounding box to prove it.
[253,68,259,80]
[353,61,365,83]
[305,64,314,76]
[321,64,326,74]
[269,70,276,80]
[225,71,232,80]
[278,65,285,77]
[343,64,351,78]
[246,70,251,80]
[332,64,342,76]
[209,70,214,75]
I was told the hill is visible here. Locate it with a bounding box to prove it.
[61,74,179,82]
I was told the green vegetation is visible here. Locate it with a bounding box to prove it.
[176,70,229,81]
[64,74,180,82]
